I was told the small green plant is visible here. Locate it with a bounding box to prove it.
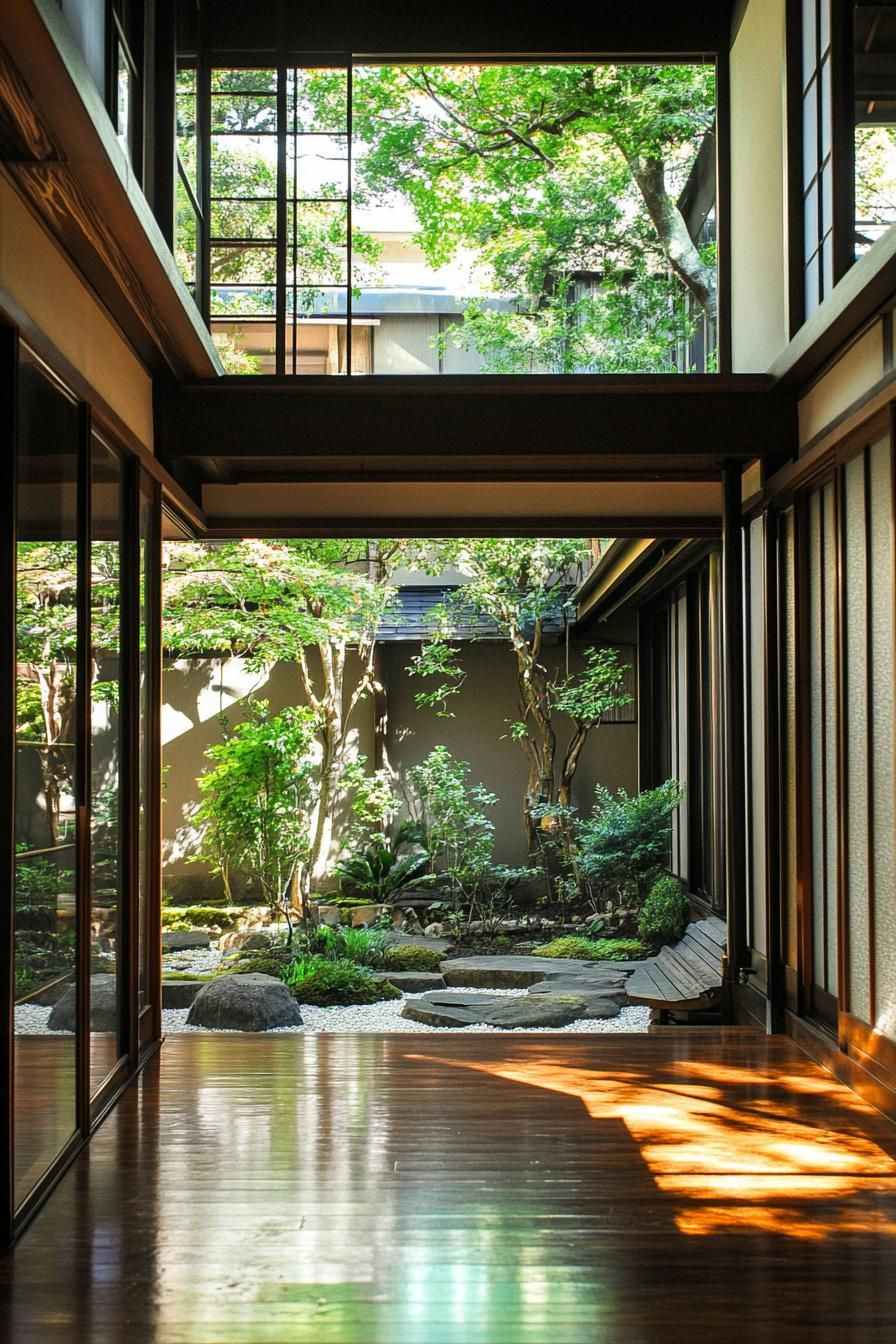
[312,924,393,967]
[575,780,685,909]
[284,955,401,1006]
[333,839,431,902]
[376,944,444,973]
[638,876,689,947]
[533,935,645,961]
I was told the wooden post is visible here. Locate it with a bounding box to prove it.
[722,463,748,1019]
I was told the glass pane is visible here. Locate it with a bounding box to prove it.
[210,92,277,135]
[176,67,197,195]
[802,0,817,90]
[805,249,820,316]
[820,55,831,155]
[209,198,277,242]
[211,68,277,94]
[288,203,348,285]
[802,85,818,189]
[210,319,274,374]
[175,175,198,292]
[804,180,820,258]
[287,67,348,132]
[209,244,276,286]
[210,135,278,199]
[90,441,124,1094]
[14,352,80,1207]
[210,284,276,317]
[116,43,130,148]
[288,134,349,200]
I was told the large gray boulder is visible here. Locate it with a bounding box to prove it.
[48,974,119,1032]
[186,974,303,1031]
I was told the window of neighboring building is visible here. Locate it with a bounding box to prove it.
[174,60,718,376]
[108,0,143,177]
[854,2,896,255]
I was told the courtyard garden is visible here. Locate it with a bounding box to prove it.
[15,535,693,1036]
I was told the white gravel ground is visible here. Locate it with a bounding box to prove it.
[16,994,650,1036]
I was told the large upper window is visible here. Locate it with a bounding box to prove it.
[174,61,717,376]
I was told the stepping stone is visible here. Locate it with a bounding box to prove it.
[162,979,206,1008]
[401,999,489,1028]
[369,971,446,993]
[529,979,627,1004]
[479,994,591,1028]
[186,974,302,1031]
[162,930,211,951]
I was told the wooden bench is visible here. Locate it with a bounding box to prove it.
[626,916,727,1020]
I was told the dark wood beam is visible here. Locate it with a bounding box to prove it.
[156,376,796,477]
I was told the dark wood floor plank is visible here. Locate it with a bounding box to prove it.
[3,1031,896,1343]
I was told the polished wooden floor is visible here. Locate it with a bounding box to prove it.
[3,1029,896,1343]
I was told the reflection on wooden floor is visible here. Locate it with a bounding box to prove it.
[13,1034,121,1207]
[3,1030,896,1342]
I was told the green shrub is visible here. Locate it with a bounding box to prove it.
[284,955,401,1006]
[225,956,289,979]
[376,944,444,973]
[533,935,645,961]
[638,876,689,947]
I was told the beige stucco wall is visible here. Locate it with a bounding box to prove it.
[161,635,640,888]
[381,631,640,867]
[0,177,153,449]
[730,0,789,371]
[161,654,376,888]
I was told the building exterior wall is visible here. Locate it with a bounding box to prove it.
[160,636,639,887]
[730,0,789,371]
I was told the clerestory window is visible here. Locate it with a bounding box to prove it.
[173,60,718,377]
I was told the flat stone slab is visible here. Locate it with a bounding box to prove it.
[441,955,633,989]
[401,1000,488,1028]
[529,979,627,1001]
[186,974,302,1031]
[162,979,207,1008]
[400,987,618,1028]
[479,994,591,1028]
[162,930,211,951]
[369,971,446,993]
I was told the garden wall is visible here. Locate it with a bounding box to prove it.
[161,627,638,896]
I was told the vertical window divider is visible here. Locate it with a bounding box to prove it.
[276,62,287,378]
[863,444,876,1026]
[144,475,163,1052]
[833,461,850,1042]
[196,49,211,330]
[764,509,786,1031]
[120,457,140,1070]
[75,402,93,1138]
[0,325,18,1247]
[346,57,353,377]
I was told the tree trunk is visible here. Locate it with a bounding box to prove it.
[623,151,717,323]
[559,723,589,807]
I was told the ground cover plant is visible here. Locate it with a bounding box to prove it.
[533,935,645,961]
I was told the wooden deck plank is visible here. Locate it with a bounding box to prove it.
[686,919,727,958]
[3,1032,896,1343]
